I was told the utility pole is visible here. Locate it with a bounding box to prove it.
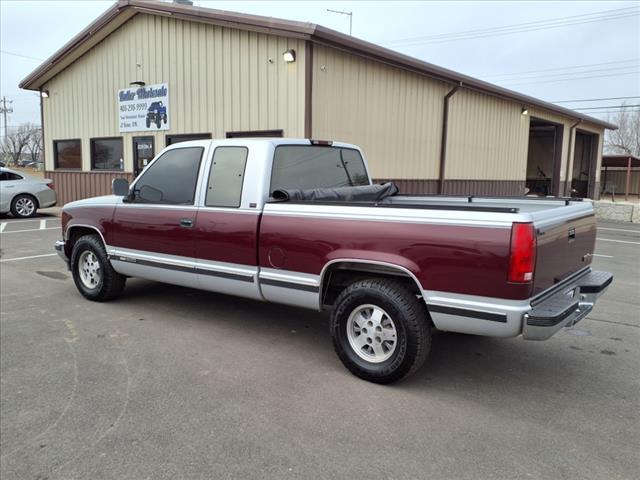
[0,96,14,143]
[327,9,352,35]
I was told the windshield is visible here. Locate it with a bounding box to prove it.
[270,145,370,193]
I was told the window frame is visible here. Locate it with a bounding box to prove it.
[130,146,205,206]
[203,146,249,209]
[53,138,82,170]
[269,144,371,195]
[165,133,212,147]
[90,136,124,171]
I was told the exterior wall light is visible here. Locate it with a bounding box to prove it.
[40,90,49,98]
[283,49,296,63]
[521,106,529,115]
[130,81,146,87]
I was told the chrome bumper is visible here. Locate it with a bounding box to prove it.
[522,270,613,340]
[54,240,70,269]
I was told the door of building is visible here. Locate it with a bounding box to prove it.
[132,136,155,177]
[572,131,597,198]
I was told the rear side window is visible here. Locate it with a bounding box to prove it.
[133,147,203,204]
[205,147,248,208]
[0,172,23,181]
[270,146,369,193]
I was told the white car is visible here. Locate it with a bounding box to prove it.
[0,167,57,218]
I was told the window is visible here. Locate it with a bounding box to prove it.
[226,130,283,138]
[132,147,203,204]
[205,147,248,208]
[0,172,23,181]
[54,139,82,169]
[166,133,211,146]
[91,138,123,170]
[270,146,369,193]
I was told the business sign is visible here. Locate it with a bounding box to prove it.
[118,83,170,133]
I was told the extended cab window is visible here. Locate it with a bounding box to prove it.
[270,146,369,193]
[133,147,203,204]
[205,147,248,208]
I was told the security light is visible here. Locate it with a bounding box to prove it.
[40,90,49,98]
[521,106,529,115]
[282,49,296,63]
[130,81,146,87]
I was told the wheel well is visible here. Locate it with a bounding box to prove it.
[13,193,39,208]
[321,261,423,308]
[66,226,103,256]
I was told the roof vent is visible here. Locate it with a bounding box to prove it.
[173,0,194,5]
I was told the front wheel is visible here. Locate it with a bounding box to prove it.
[11,194,37,218]
[71,235,126,301]
[330,279,431,384]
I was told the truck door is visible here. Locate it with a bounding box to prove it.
[109,145,207,289]
[194,145,262,300]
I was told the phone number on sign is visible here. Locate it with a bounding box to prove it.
[119,103,148,112]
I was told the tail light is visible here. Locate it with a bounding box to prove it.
[47,182,55,190]
[508,222,536,283]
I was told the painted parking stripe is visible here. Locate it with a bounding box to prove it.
[598,227,640,234]
[0,253,58,262]
[596,237,640,245]
[0,223,6,233]
[0,227,60,234]
[593,254,613,258]
[40,219,46,229]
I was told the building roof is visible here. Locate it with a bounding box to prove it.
[602,154,640,168]
[20,0,617,130]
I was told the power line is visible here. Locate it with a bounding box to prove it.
[551,96,640,103]
[502,70,640,87]
[0,50,45,62]
[383,7,639,46]
[480,59,638,79]
[491,64,638,82]
[573,104,640,111]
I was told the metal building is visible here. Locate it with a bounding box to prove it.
[19,0,615,204]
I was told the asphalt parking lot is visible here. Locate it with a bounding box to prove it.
[1,212,638,480]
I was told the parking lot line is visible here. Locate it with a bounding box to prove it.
[593,254,613,258]
[40,219,47,229]
[596,237,640,245]
[0,222,6,233]
[0,253,57,262]
[598,227,640,234]
[0,227,60,234]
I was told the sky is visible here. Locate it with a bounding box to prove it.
[1,0,638,134]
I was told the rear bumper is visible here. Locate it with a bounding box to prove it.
[522,270,613,340]
[54,240,70,269]
[424,268,613,340]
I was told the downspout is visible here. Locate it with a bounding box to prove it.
[563,118,582,196]
[39,87,45,171]
[438,82,462,195]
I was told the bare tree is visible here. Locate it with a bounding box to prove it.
[605,104,640,157]
[0,123,37,165]
[25,126,43,163]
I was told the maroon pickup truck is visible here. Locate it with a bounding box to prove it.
[55,139,613,383]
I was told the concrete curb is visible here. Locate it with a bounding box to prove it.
[594,201,640,223]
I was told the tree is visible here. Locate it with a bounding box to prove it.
[0,123,38,165]
[605,104,640,157]
[25,127,43,163]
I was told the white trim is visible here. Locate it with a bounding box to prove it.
[259,268,320,288]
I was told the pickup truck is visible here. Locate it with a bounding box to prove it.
[54,139,613,383]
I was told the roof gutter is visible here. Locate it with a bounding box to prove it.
[438,82,462,195]
[564,119,582,196]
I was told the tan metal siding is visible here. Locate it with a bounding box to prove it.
[445,89,529,180]
[43,13,306,172]
[311,45,448,179]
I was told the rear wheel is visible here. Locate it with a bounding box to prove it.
[11,194,37,218]
[71,235,126,301]
[330,279,431,384]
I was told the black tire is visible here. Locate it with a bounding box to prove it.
[330,279,431,384]
[162,114,167,124]
[71,235,126,302]
[10,194,38,218]
[146,117,151,128]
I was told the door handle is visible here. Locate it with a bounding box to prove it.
[180,218,194,228]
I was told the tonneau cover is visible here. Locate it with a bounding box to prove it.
[272,182,399,203]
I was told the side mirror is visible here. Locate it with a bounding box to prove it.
[112,178,130,196]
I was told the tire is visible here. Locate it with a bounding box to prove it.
[330,279,431,384]
[155,117,161,129]
[71,234,126,302]
[11,194,38,218]
[162,114,167,124]
[146,117,151,128]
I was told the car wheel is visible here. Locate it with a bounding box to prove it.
[155,117,161,128]
[330,278,431,384]
[71,234,126,302]
[10,194,38,218]
[162,114,167,124]
[146,117,151,128]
